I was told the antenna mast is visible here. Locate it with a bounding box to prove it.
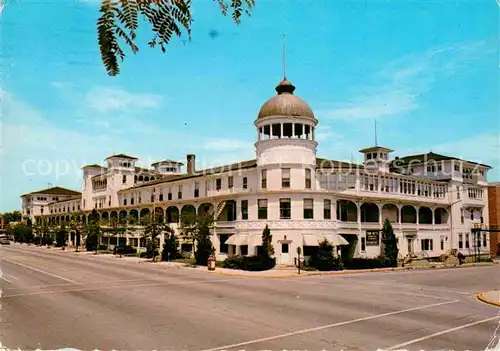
[282,33,287,80]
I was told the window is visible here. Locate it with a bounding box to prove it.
[481,216,484,224]
[194,182,199,198]
[483,233,487,247]
[454,164,460,171]
[240,245,248,256]
[219,234,231,254]
[440,237,444,250]
[460,208,464,224]
[465,234,470,248]
[421,239,433,251]
[122,175,127,184]
[258,199,268,219]
[303,198,314,219]
[228,176,234,189]
[470,211,474,220]
[243,177,248,189]
[281,243,289,254]
[151,194,155,203]
[241,200,248,220]
[159,194,163,201]
[280,198,291,219]
[216,179,222,191]
[323,199,331,219]
[131,198,135,205]
[361,237,366,252]
[457,186,460,199]
[458,233,463,249]
[178,185,182,199]
[168,192,172,201]
[281,168,291,188]
[305,169,312,189]
[261,169,267,189]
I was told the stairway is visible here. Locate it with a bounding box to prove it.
[215,201,227,221]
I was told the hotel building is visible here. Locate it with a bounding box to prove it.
[22,78,492,264]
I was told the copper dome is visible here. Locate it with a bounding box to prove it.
[257,79,315,120]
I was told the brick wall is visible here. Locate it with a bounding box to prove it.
[488,184,500,257]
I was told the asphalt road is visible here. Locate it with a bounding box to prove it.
[1,243,499,351]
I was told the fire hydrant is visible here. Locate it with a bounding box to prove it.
[208,255,216,271]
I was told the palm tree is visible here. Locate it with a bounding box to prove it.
[96,0,255,76]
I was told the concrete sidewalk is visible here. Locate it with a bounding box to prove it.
[477,290,500,307]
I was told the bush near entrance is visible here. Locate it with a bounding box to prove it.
[343,257,392,270]
[222,225,276,271]
[307,239,343,271]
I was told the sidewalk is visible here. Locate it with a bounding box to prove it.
[477,290,500,307]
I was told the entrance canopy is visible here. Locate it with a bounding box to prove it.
[303,234,349,246]
[225,234,261,246]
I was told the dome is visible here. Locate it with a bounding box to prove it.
[257,79,315,120]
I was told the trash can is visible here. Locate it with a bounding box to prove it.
[208,255,216,271]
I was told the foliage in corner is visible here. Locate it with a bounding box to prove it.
[97,0,255,76]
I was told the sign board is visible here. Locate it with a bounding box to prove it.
[365,230,380,246]
[403,231,417,237]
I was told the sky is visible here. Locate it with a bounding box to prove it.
[1,0,499,212]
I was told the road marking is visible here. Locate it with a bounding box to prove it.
[337,278,472,295]
[5,274,18,280]
[385,315,500,350]
[202,299,460,351]
[0,276,12,283]
[2,278,231,298]
[1,257,76,283]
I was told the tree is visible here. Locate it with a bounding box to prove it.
[381,219,399,267]
[85,210,102,253]
[141,212,173,262]
[97,0,255,76]
[69,218,84,252]
[56,224,67,247]
[179,212,214,265]
[12,224,34,244]
[162,232,180,261]
[1,211,22,224]
[261,224,274,258]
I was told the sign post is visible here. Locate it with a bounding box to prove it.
[296,247,302,275]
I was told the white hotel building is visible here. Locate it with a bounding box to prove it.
[23,78,492,264]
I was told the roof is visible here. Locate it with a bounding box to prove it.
[316,158,363,170]
[257,79,316,121]
[120,159,258,191]
[48,195,82,205]
[21,186,81,198]
[393,152,492,169]
[82,164,105,169]
[359,146,394,153]
[105,154,138,161]
[152,160,184,166]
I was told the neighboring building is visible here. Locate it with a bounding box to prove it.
[24,78,493,263]
[487,182,500,257]
[20,186,81,223]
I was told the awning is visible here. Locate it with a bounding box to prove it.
[302,234,349,246]
[225,234,248,246]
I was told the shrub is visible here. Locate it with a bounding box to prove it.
[86,234,98,251]
[116,245,137,255]
[222,255,276,271]
[33,237,41,245]
[343,256,392,270]
[308,239,344,271]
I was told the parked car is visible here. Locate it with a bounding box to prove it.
[0,238,11,245]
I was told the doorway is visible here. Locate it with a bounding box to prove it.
[280,242,290,265]
[407,238,414,255]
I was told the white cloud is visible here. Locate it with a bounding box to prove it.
[85,87,163,112]
[318,40,494,121]
[203,139,250,151]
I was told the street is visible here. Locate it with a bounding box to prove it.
[1,244,499,350]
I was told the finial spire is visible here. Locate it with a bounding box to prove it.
[282,33,287,80]
[374,119,378,146]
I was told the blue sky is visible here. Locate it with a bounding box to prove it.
[1,0,498,211]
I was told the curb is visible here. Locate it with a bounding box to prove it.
[477,292,500,308]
